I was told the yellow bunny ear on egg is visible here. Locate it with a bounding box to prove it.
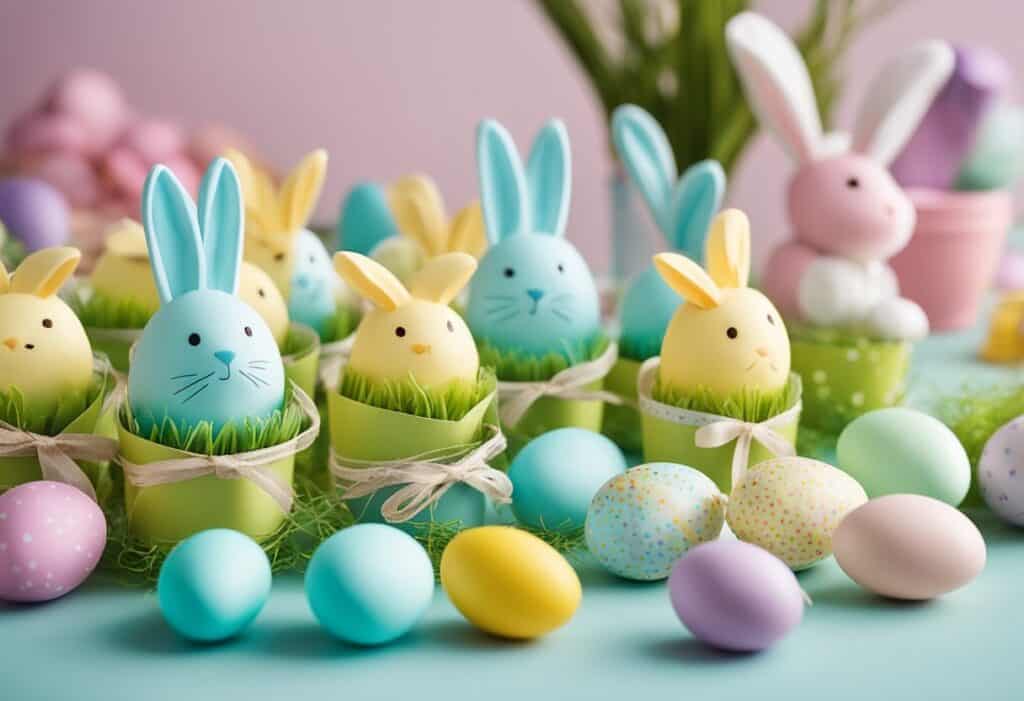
[10,247,82,298]
[408,251,477,305]
[654,252,722,310]
[0,260,9,294]
[280,149,328,233]
[224,148,282,238]
[387,174,448,258]
[448,201,487,258]
[334,251,411,312]
[104,218,149,259]
[705,208,752,290]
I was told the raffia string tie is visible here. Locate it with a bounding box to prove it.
[0,421,116,502]
[330,425,511,524]
[119,382,320,513]
[497,342,623,427]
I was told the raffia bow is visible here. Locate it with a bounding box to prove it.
[0,422,117,502]
[330,425,511,523]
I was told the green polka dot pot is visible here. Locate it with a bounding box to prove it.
[790,326,911,434]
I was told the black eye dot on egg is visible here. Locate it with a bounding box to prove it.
[503,267,515,278]
[767,314,775,326]
[25,344,35,350]
[188,333,201,346]
[446,320,455,333]
[258,288,266,298]
[726,327,738,339]
[244,326,253,337]
[274,252,285,262]
[395,326,406,338]
[557,263,565,273]
[847,177,860,189]
[42,318,53,328]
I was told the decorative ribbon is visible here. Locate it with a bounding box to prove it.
[497,342,623,427]
[119,383,321,513]
[637,357,802,488]
[330,425,512,524]
[318,332,356,390]
[0,423,117,502]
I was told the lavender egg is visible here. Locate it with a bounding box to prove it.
[668,540,805,652]
[978,415,1024,525]
[0,178,70,251]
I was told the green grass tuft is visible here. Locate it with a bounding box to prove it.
[937,385,1024,472]
[618,335,661,363]
[479,334,610,382]
[0,374,106,435]
[340,367,495,422]
[653,373,799,423]
[70,288,154,330]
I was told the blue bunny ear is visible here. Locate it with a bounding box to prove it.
[197,157,244,295]
[477,119,530,245]
[669,160,726,260]
[526,119,571,237]
[336,182,398,255]
[611,105,677,237]
[142,164,205,305]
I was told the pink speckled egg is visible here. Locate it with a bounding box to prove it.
[0,481,106,603]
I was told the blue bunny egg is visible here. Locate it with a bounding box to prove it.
[618,266,682,360]
[287,229,337,338]
[336,181,398,255]
[157,529,271,642]
[305,524,434,646]
[510,428,627,532]
[466,233,601,359]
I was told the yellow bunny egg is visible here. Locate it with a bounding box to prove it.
[0,247,93,416]
[89,219,161,315]
[239,262,289,347]
[657,209,791,398]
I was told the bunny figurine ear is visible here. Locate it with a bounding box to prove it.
[653,252,722,310]
[448,201,487,258]
[851,40,956,166]
[337,182,399,255]
[477,119,531,245]
[612,104,678,237]
[408,252,477,305]
[389,174,449,257]
[670,160,726,260]
[0,260,9,294]
[198,157,244,295]
[142,164,206,305]
[726,12,825,163]
[526,119,571,238]
[334,251,411,312]
[9,247,81,298]
[280,149,328,233]
[705,209,751,290]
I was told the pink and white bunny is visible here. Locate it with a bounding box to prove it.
[726,12,954,341]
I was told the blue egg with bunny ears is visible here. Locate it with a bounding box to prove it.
[128,158,286,435]
[466,119,601,360]
[611,105,726,360]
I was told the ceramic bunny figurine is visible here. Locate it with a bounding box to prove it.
[726,12,955,341]
[334,251,479,388]
[225,148,342,338]
[0,247,93,416]
[655,209,790,398]
[128,158,286,434]
[465,119,601,360]
[611,105,725,358]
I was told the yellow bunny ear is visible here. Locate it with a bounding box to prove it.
[408,252,477,305]
[333,251,411,312]
[225,148,283,237]
[223,148,254,199]
[705,208,751,290]
[654,252,722,310]
[387,174,448,257]
[0,260,9,294]
[10,247,82,298]
[280,149,327,233]
[104,218,148,259]
[448,201,487,258]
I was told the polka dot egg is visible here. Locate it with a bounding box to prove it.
[979,416,1024,526]
[585,463,725,581]
[727,457,867,570]
[0,481,106,602]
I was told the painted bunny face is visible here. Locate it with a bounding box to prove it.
[288,229,337,336]
[465,118,600,359]
[128,159,285,435]
[335,251,479,388]
[0,247,93,416]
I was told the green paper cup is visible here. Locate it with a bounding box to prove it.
[791,335,911,434]
[601,356,643,455]
[328,388,498,530]
[282,322,321,399]
[503,382,606,458]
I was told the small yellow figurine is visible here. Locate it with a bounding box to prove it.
[980,292,1024,363]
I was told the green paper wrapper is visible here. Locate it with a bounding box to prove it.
[502,383,605,457]
[601,356,643,454]
[327,387,500,530]
[281,322,321,399]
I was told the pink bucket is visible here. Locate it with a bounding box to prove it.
[890,189,1013,331]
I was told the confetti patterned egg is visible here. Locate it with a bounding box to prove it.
[727,457,867,570]
[585,463,726,581]
[0,481,106,603]
[978,415,1024,526]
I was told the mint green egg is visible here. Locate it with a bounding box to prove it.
[837,408,970,506]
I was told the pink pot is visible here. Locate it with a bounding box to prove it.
[890,188,1013,331]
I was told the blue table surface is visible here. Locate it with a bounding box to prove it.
[5,304,1024,701]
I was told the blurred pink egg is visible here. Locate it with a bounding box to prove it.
[104,146,148,199]
[121,119,186,164]
[5,112,91,156]
[0,481,106,603]
[995,252,1024,291]
[48,68,128,151]
[188,123,256,166]
[31,152,99,208]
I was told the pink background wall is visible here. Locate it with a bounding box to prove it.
[1,0,1020,272]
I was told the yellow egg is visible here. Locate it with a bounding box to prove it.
[238,263,289,347]
[440,526,581,639]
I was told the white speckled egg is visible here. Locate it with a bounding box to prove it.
[728,457,867,570]
[978,416,1024,526]
[585,463,725,581]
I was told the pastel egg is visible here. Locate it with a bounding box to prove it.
[0,481,106,603]
[833,494,986,600]
[837,408,970,505]
[158,529,271,642]
[441,526,580,639]
[978,416,1024,525]
[510,428,627,533]
[728,457,867,570]
[305,524,434,646]
[585,463,725,581]
[0,178,70,251]
[669,540,805,651]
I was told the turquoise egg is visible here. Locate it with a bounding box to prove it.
[509,428,627,532]
[157,529,271,642]
[618,267,681,360]
[837,407,970,506]
[305,524,434,646]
